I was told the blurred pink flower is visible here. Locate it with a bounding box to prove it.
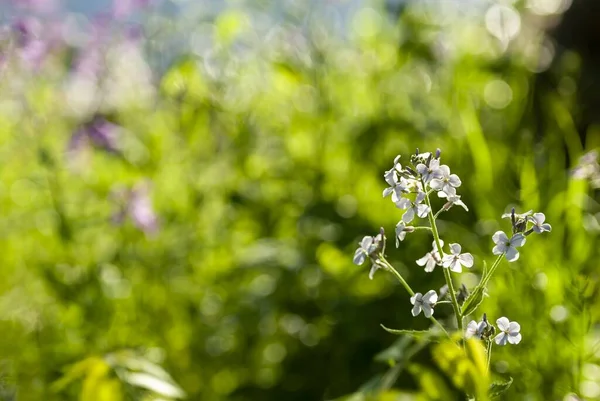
[111,181,159,236]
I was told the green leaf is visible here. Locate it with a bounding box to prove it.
[461,285,487,316]
[380,325,433,337]
[489,377,513,398]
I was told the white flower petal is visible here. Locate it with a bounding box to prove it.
[465,321,478,339]
[424,259,436,273]
[541,223,552,232]
[382,187,394,197]
[492,244,505,255]
[459,253,474,268]
[395,197,411,210]
[402,208,415,224]
[442,255,454,268]
[442,185,457,197]
[505,247,520,262]
[492,231,508,244]
[410,293,421,305]
[449,243,461,255]
[353,249,366,265]
[430,179,444,190]
[449,259,462,273]
[416,204,430,218]
[411,304,422,317]
[508,332,522,344]
[510,233,526,247]
[361,236,373,250]
[494,332,508,346]
[533,212,545,224]
[422,304,433,318]
[423,290,438,303]
[496,317,510,331]
[439,165,450,177]
[508,321,521,333]
[416,254,430,266]
[448,174,462,187]
[368,264,378,280]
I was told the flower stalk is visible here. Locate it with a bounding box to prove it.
[423,185,463,331]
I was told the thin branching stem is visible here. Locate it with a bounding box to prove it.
[422,184,462,331]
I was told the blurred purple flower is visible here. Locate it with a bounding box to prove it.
[12,17,49,68]
[111,181,159,236]
[113,0,151,19]
[68,116,120,154]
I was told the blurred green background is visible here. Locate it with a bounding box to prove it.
[0,0,599,400]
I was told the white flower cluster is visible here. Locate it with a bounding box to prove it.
[380,150,472,318]
[466,316,521,346]
[352,149,552,350]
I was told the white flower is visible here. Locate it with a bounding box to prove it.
[492,231,526,262]
[416,240,444,273]
[410,290,438,318]
[383,175,410,203]
[438,191,468,212]
[442,243,474,273]
[531,212,552,234]
[353,236,378,265]
[396,192,430,223]
[416,158,442,183]
[353,234,384,279]
[465,319,487,339]
[494,317,522,345]
[382,156,409,202]
[395,221,408,247]
[430,165,461,197]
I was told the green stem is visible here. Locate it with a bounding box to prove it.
[378,258,449,337]
[412,226,433,232]
[422,185,462,331]
[486,340,493,372]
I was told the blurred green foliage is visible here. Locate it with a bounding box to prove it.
[0,1,599,400]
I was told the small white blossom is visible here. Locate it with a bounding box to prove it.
[416,158,442,183]
[531,213,552,234]
[353,234,384,279]
[353,236,377,266]
[465,319,487,339]
[382,156,410,202]
[430,165,461,197]
[396,192,430,223]
[492,231,526,262]
[410,290,438,318]
[383,175,410,203]
[494,317,522,345]
[395,221,408,247]
[416,240,444,273]
[442,243,474,273]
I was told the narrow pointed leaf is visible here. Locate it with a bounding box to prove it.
[489,377,513,398]
[461,285,487,316]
